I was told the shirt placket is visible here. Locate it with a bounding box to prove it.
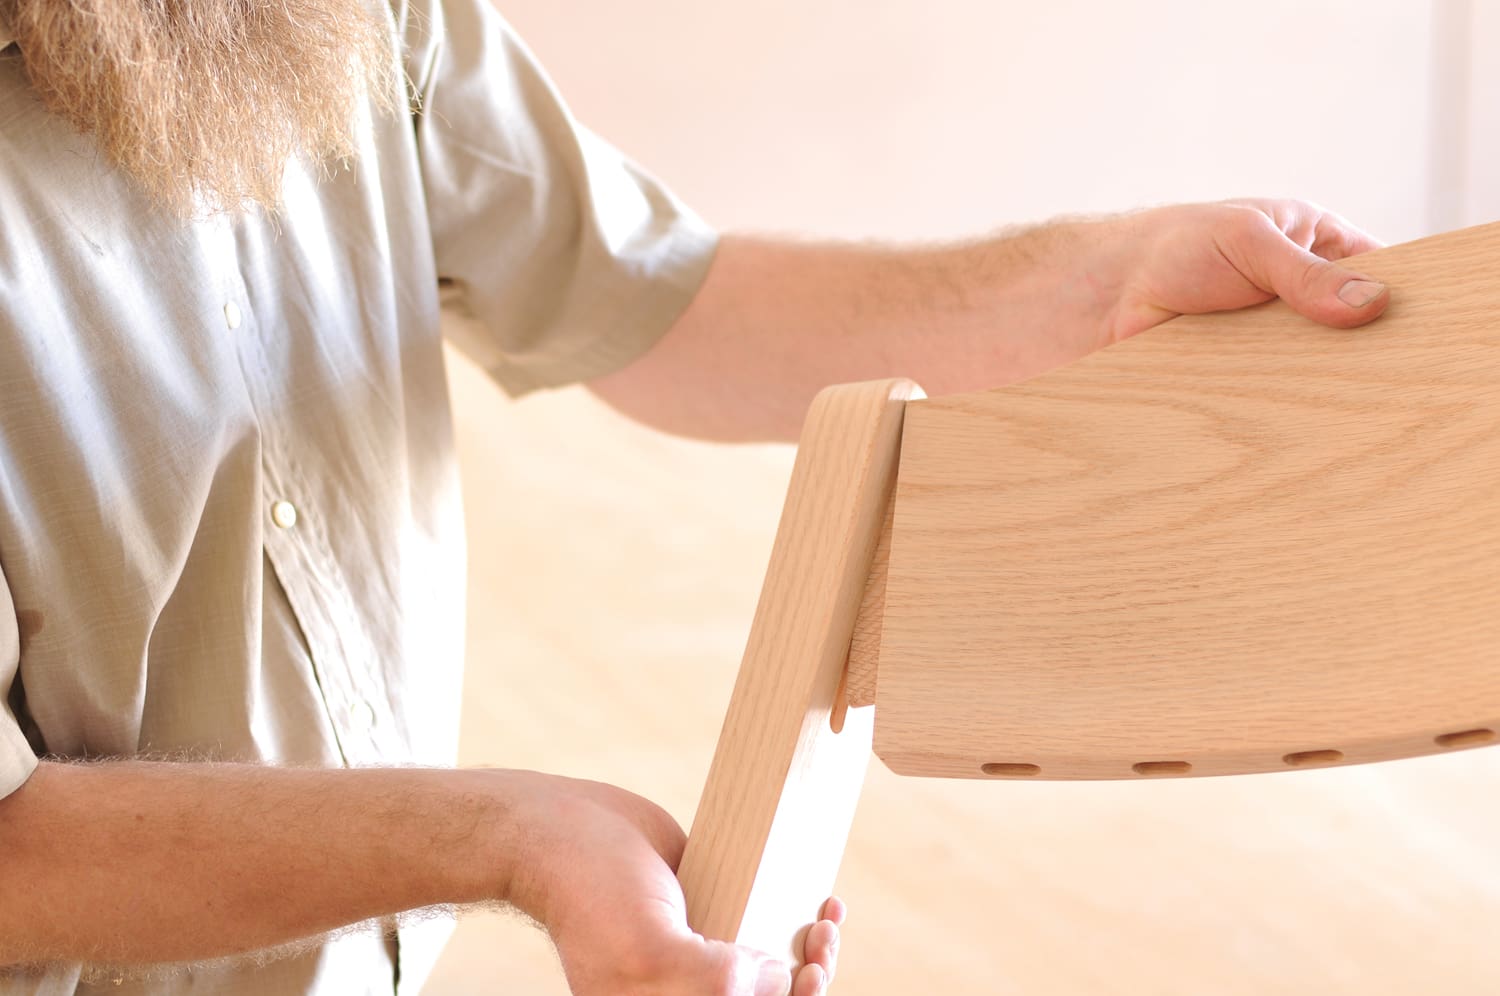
[208,218,394,769]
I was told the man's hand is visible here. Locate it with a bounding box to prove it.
[504,773,843,996]
[1101,198,1388,343]
[591,198,1393,443]
[0,762,840,994]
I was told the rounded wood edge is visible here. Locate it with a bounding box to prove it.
[799,377,925,446]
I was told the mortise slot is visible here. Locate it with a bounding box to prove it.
[1282,749,1344,767]
[1132,761,1191,776]
[1435,728,1496,749]
[981,762,1040,777]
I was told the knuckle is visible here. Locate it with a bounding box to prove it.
[1226,204,1272,241]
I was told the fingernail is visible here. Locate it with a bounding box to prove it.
[755,962,792,996]
[1337,278,1385,308]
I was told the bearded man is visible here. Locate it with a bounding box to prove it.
[0,0,1390,994]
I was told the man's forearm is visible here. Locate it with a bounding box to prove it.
[588,224,1119,442]
[0,760,519,969]
[589,202,1389,443]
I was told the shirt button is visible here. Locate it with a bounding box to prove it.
[223,301,242,330]
[270,500,298,529]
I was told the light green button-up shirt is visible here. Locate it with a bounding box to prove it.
[0,1,717,992]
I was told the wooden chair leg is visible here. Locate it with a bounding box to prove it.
[677,377,922,962]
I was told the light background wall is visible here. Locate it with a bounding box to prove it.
[424,2,1500,992]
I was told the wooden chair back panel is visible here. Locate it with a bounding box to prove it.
[873,222,1500,780]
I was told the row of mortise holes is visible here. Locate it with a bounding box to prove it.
[977,761,1194,777]
[981,728,1498,778]
[977,760,1199,778]
[975,760,1199,778]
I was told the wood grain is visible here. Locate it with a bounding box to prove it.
[678,378,921,959]
[875,221,1500,780]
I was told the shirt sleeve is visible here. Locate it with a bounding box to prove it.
[404,0,719,396]
[0,560,39,801]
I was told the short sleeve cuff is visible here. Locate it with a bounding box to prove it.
[486,219,720,397]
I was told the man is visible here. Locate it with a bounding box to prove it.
[0,0,1390,994]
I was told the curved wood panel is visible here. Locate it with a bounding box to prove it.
[874,222,1500,780]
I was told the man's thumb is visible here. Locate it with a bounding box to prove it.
[1264,240,1388,329]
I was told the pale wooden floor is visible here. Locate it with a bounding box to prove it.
[423,344,1500,994]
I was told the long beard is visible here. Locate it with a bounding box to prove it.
[1,0,397,217]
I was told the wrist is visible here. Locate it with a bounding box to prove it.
[462,768,564,920]
[1039,214,1139,342]
[1088,207,1198,342]
[400,767,535,908]
[953,217,1132,386]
